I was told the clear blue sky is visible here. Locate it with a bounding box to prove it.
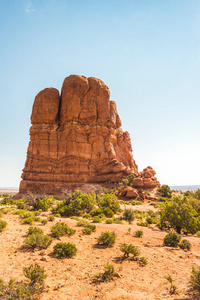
[0,0,200,187]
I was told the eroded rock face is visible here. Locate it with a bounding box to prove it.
[132,166,160,189]
[19,75,139,196]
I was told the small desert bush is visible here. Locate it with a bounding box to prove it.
[83,213,91,219]
[0,220,7,232]
[35,197,51,211]
[1,198,26,209]
[53,242,77,258]
[82,224,96,235]
[24,263,47,286]
[146,216,153,224]
[158,185,172,198]
[94,263,118,282]
[28,226,43,235]
[165,275,178,294]
[1,198,15,205]
[123,208,135,223]
[52,190,97,217]
[15,210,40,225]
[22,216,38,225]
[158,196,200,234]
[163,231,181,247]
[106,218,113,224]
[135,230,143,237]
[179,239,191,250]
[97,193,121,214]
[139,257,148,266]
[0,263,47,299]
[25,233,52,250]
[97,231,116,247]
[34,211,41,216]
[131,200,143,206]
[48,215,55,221]
[51,222,76,238]
[136,221,149,227]
[93,215,104,223]
[112,217,123,224]
[91,207,114,218]
[190,266,200,293]
[41,218,48,225]
[120,243,140,259]
[77,218,90,227]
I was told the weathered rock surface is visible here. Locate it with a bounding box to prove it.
[18,75,140,197]
[132,166,160,189]
[119,186,139,199]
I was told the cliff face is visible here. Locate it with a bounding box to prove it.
[19,75,139,196]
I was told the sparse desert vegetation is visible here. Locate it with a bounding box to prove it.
[0,188,200,299]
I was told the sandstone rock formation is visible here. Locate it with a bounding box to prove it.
[132,166,160,189]
[18,75,141,197]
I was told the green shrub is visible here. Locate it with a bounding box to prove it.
[82,224,96,235]
[28,226,43,235]
[90,208,104,217]
[179,239,191,251]
[1,198,15,205]
[158,185,172,198]
[2,193,9,197]
[136,221,149,227]
[51,222,76,238]
[94,263,118,282]
[190,266,200,293]
[106,218,113,224]
[16,199,26,209]
[0,263,47,299]
[127,174,135,186]
[165,275,178,294]
[77,218,90,227]
[93,216,102,223]
[159,196,200,234]
[83,213,91,219]
[23,263,47,286]
[52,190,97,217]
[53,242,77,258]
[97,231,116,247]
[120,243,140,259]
[35,197,51,211]
[123,208,134,223]
[0,220,7,232]
[139,257,148,266]
[112,217,123,224]
[34,211,41,216]
[135,230,143,237]
[25,233,52,250]
[146,216,153,224]
[48,215,55,221]
[41,218,48,225]
[55,213,61,218]
[131,200,143,206]
[163,231,181,247]
[22,217,35,225]
[97,193,121,214]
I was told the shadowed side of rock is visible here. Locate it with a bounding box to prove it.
[17,75,139,198]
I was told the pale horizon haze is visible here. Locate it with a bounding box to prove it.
[0,0,200,187]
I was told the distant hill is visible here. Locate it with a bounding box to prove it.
[170,185,200,192]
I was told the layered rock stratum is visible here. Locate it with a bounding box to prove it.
[18,75,160,197]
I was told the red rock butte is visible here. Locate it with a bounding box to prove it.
[17,75,160,198]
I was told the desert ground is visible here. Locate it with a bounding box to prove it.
[0,193,200,300]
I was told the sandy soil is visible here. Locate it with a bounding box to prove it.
[0,204,200,300]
